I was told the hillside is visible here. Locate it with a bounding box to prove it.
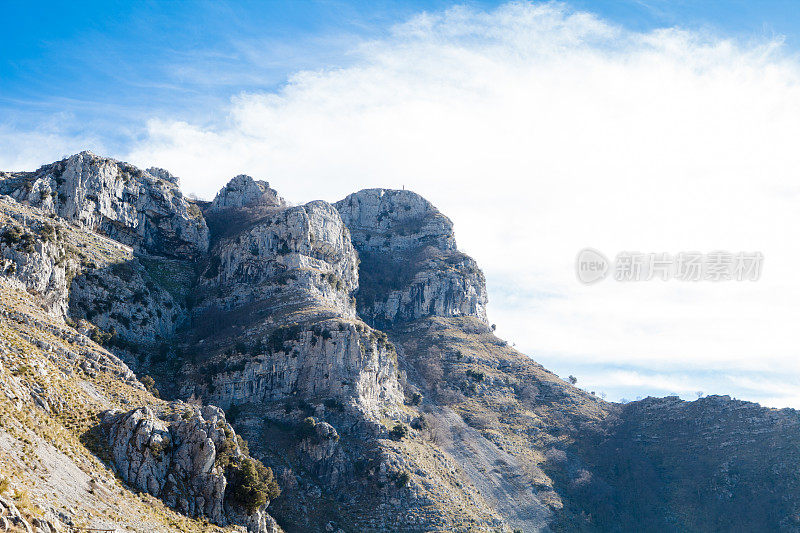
[0,152,798,532]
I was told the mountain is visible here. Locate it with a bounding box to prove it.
[0,151,797,533]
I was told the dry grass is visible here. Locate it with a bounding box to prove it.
[0,278,237,533]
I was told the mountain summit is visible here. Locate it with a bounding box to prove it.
[0,153,798,532]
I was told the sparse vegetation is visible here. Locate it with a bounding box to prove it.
[297,417,318,440]
[394,470,411,488]
[324,398,344,412]
[90,326,116,346]
[389,423,409,441]
[267,324,302,353]
[141,375,160,397]
[1,226,24,245]
[466,368,485,382]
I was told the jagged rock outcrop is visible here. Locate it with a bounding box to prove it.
[296,418,347,487]
[199,319,402,418]
[181,176,402,421]
[335,189,487,327]
[0,496,30,532]
[0,194,136,318]
[146,167,180,185]
[209,174,285,211]
[0,151,209,259]
[202,198,358,318]
[100,403,280,533]
[0,496,61,533]
[0,197,77,316]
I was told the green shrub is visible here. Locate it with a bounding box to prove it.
[297,417,317,440]
[19,233,36,253]
[227,457,280,514]
[39,223,56,242]
[227,404,242,423]
[466,369,485,382]
[203,256,221,279]
[1,226,23,245]
[89,327,116,346]
[410,416,427,430]
[110,261,136,282]
[389,423,408,441]
[140,375,160,398]
[394,470,411,488]
[408,392,423,406]
[267,324,302,353]
[324,398,344,412]
[149,437,170,458]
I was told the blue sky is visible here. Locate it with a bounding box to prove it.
[3,1,800,408]
[3,0,800,155]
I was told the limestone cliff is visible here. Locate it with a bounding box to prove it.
[0,151,208,259]
[181,175,401,419]
[335,189,487,328]
[209,174,286,212]
[202,197,359,320]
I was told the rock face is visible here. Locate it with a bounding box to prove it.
[335,188,487,328]
[180,176,403,420]
[202,199,359,319]
[335,188,456,253]
[0,151,209,259]
[0,194,135,318]
[68,254,196,349]
[209,174,285,211]
[0,197,77,316]
[101,404,279,533]
[200,319,402,418]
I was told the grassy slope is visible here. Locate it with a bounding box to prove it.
[0,195,247,532]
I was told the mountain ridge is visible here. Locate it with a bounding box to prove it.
[0,152,797,533]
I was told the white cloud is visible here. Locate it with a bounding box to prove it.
[74,2,800,407]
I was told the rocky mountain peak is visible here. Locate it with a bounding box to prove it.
[335,188,456,253]
[146,166,180,185]
[0,152,209,259]
[209,174,285,212]
[335,188,487,327]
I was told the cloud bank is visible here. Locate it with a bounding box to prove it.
[15,2,800,406]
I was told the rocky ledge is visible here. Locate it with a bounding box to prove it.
[100,403,280,533]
